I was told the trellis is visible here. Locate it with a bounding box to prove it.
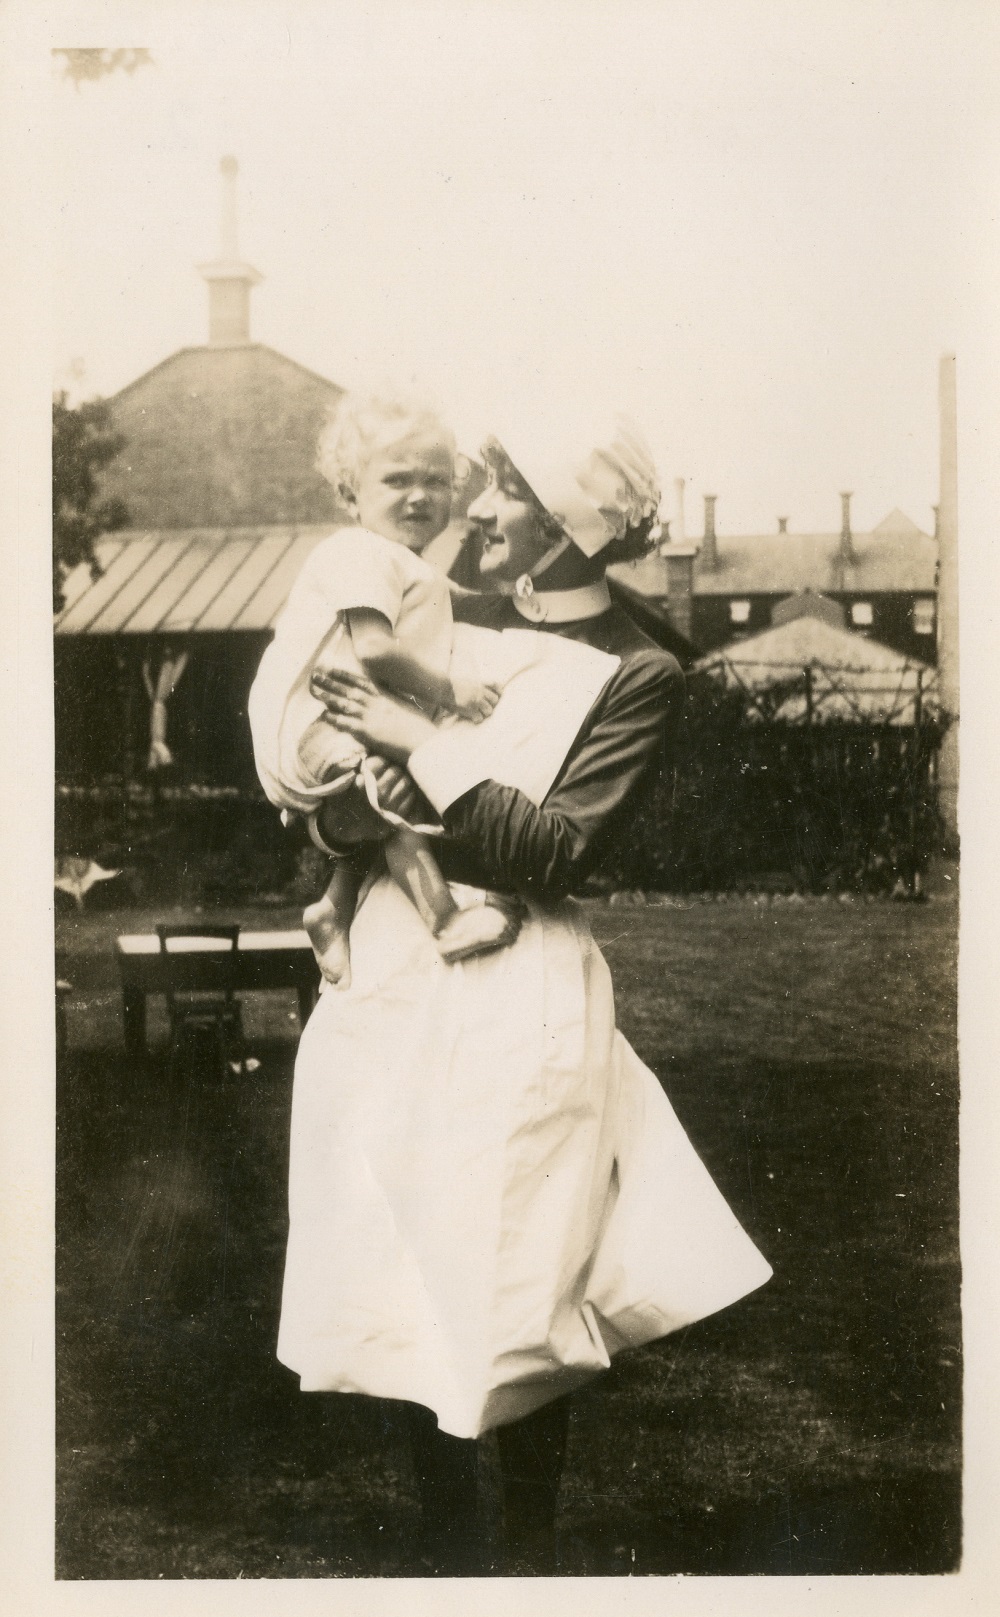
[696,651,938,729]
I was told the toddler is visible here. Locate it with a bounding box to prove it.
[255,389,521,987]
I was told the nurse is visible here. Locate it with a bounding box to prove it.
[277,413,772,1574]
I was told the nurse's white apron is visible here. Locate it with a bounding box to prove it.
[277,877,772,1439]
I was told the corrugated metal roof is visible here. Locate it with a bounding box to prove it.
[229,531,324,629]
[610,520,938,601]
[57,536,157,633]
[157,535,258,632]
[54,526,338,635]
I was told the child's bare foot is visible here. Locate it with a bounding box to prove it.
[435,896,524,964]
[303,896,353,988]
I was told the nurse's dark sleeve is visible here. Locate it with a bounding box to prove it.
[439,653,684,900]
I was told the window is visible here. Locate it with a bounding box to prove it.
[913,598,935,635]
[729,599,751,624]
[850,601,873,628]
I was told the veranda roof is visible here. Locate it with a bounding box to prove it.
[693,614,939,725]
[55,526,336,635]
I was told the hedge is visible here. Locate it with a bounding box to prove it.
[56,675,947,903]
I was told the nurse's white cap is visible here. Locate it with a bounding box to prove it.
[491,411,662,558]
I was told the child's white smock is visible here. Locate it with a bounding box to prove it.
[251,529,453,813]
[248,527,625,823]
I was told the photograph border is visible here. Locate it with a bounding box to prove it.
[3,2,998,1612]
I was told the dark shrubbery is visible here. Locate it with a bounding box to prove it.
[55,783,302,907]
[52,393,130,611]
[56,674,947,903]
[595,674,946,896]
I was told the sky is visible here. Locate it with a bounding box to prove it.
[49,0,996,535]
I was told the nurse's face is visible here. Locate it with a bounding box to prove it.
[468,458,556,584]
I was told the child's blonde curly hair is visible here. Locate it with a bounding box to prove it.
[316,386,458,505]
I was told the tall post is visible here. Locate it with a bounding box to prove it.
[910,666,924,898]
[936,354,959,848]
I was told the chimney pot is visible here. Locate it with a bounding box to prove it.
[840,492,853,544]
[777,516,788,534]
[664,544,697,642]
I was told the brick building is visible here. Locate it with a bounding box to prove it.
[610,493,938,664]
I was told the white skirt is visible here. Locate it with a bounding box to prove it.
[277,877,772,1439]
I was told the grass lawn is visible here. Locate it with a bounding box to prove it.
[55,894,959,1578]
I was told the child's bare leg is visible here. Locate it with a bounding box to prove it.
[383,827,522,963]
[303,858,363,988]
[302,784,384,988]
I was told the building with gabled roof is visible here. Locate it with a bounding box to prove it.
[60,153,350,603]
[610,492,939,665]
[97,344,345,532]
[55,158,352,788]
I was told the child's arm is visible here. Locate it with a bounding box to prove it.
[344,608,500,722]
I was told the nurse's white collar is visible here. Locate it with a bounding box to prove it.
[511,579,612,625]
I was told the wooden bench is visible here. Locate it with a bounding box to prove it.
[116,929,321,1056]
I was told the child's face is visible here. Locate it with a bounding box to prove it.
[353,429,454,553]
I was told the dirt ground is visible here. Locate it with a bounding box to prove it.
[54,893,960,1578]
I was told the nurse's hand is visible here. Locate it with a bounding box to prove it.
[310,668,436,765]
